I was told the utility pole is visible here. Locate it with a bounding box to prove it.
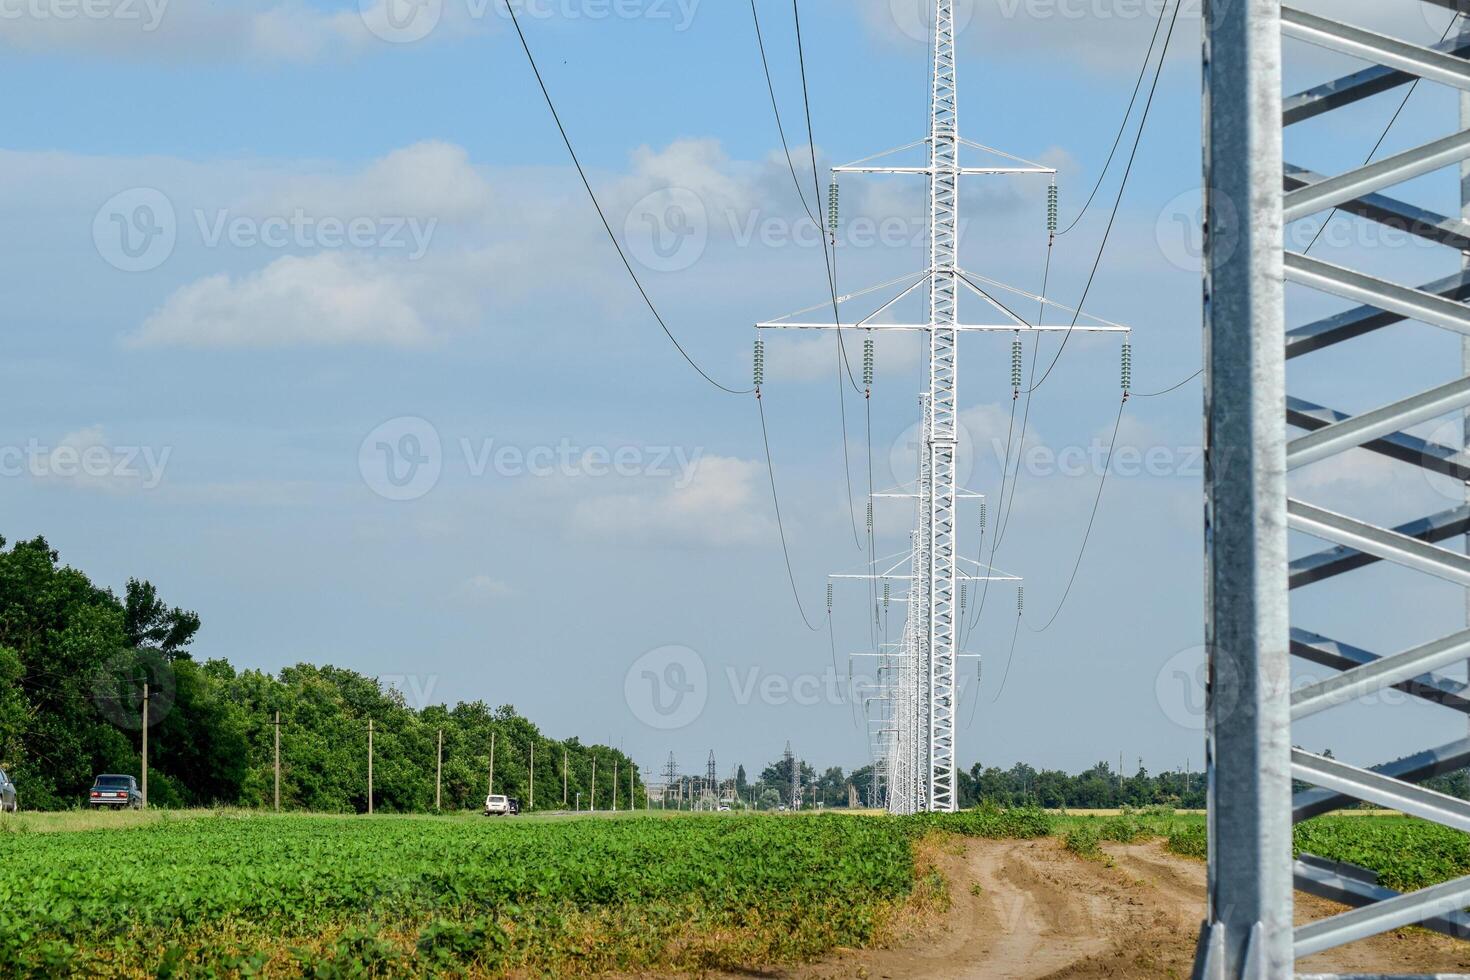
[612,757,618,813]
[529,742,535,811]
[591,756,597,812]
[563,746,568,807]
[274,710,281,812]
[435,728,443,811]
[141,682,149,808]
[488,731,496,796]
[367,718,374,816]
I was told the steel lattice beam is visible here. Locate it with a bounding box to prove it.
[1286,397,1470,482]
[1290,628,1470,712]
[1201,3,1470,975]
[1285,271,1470,359]
[1288,505,1470,589]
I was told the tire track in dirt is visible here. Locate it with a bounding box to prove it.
[772,838,1470,979]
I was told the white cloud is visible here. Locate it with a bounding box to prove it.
[244,142,495,222]
[0,0,489,62]
[127,251,446,348]
[0,0,361,62]
[568,455,773,548]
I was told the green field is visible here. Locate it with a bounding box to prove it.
[1,806,1462,978]
[0,807,1048,977]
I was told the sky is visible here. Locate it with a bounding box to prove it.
[2,0,1467,786]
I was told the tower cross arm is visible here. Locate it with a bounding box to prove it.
[755,321,1129,333]
[832,165,1055,175]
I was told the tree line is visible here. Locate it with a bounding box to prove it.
[0,535,642,812]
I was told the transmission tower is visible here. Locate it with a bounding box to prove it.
[663,752,677,809]
[783,741,802,811]
[1200,2,1470,975]
[755,0,1126,813]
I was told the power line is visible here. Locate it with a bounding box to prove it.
[1055,0,1170,237]
[987,600,1025,705]
[757,395,823,632]
[1025,0,1183,395]
[503,0,750,396]
[748,0,820,227]
[1024,399,1125,633]
[792,0,862,395]
[1133,367,1201,398]
[790,0,866,548]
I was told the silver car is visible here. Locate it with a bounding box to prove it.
[0,769,15,812]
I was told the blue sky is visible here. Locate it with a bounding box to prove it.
[2,0,1465,785]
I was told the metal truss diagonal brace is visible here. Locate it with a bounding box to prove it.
[1291,628,1470,720]
[1280,6,1470,91]
[1287,499,1470,587]
[1295,873,1470,959]
[1290,748,1470,831]
[1282,130,1470,223]
[1285,375,1470,469]
[1283,253,1470,336]
[1290,627,1470,713]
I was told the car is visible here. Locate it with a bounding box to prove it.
[484,793,511,816]
[718,804,731,812]
[0,768,16,812]
[507,797,521,816]
[90,774,143,809]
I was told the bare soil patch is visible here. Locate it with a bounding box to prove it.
[756,838,1470,979]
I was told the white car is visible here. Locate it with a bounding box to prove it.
[484,794,511,816]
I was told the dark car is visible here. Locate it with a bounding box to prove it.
[507,797,521,816]
[0,768,16,812]
[89,774,143,809]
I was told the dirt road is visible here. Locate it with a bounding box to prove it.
[780,838,1470,979]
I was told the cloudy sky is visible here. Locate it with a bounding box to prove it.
[3,0,1466,784]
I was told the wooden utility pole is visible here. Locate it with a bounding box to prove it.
[591,756,597,811]
[613,758,619,812]
[141,683,149,808]
[367,718,374,815]
[435,729,443,811]
[488,731,496,796]
[274,710,281,812]
[529,743,535,811]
